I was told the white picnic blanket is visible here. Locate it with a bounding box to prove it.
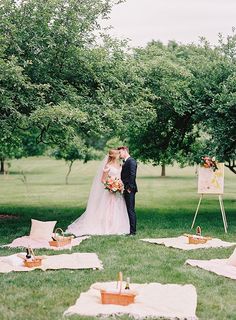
[0,252,103,273]
[1,236,89,250]
[185,259,236,280]
[64,281,198,320]
[141,236,236,250]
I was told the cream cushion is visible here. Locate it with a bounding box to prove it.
[29,219,57,241]
[227,248,236,266]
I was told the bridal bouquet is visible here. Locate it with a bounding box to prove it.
[201,156,218,172]
[103,176,124,194]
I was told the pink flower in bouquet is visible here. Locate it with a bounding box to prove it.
[103,176,124,194]
[107,178,114,185]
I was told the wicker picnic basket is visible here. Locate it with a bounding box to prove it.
[184,233,212,245]
[100,272,136,306]
[188,235,208,244]
[49,228,73,247]
[23,247,43,268]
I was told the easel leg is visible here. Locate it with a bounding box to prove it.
[219,195,228,233]
[191,194,203,229]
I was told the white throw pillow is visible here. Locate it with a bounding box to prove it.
[227,248,236,267]
[29,219,57,241]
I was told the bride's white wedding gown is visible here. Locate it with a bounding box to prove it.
[66,164,130,236]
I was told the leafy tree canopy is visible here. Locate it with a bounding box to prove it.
[127,38,236,174]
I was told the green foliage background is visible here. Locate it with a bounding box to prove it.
[1,0,235,173]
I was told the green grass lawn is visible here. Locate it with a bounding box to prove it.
[0,157,235,320]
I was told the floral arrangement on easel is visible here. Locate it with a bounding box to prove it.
[201,156,218,172]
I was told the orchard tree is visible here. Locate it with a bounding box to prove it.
[208,32,236,173]
[51,137,102,184]
[127,40,236,175]
[206,73,236,173]
[179,36,236,173]
[0,0,153,170]
[0,47,47,172]
[126,41,196,176]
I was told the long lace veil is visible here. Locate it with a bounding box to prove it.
[85,155,108,210]
[66,155,108,234]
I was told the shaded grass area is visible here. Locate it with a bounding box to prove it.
[0,157,235,320]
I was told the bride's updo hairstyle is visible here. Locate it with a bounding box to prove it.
[107,149,119,163]
[117,146,129,152]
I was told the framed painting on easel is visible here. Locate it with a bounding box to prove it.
[191,160,228,233]
[197,162,224,194]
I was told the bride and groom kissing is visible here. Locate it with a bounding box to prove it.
[66,146,138,236]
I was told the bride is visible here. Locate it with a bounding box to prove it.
[66,149,130,236]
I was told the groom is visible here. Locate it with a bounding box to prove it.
[118,146,138,236]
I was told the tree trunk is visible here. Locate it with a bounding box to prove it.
[228,167,236,174]
[65,161,74,184]
[161,164,166,177]
[225,159,236,174]
[0,159,4,174]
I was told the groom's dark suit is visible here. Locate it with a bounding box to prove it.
[121,157,138,235]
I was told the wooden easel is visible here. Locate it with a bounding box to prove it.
[191,193,228,233]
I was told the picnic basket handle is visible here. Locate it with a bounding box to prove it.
[54,228,64,240]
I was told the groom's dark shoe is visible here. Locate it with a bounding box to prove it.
[127,232,136,236]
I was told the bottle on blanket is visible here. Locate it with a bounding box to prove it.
[125,277,130,290]
[196,226,202,236]
[26,247,32,261]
